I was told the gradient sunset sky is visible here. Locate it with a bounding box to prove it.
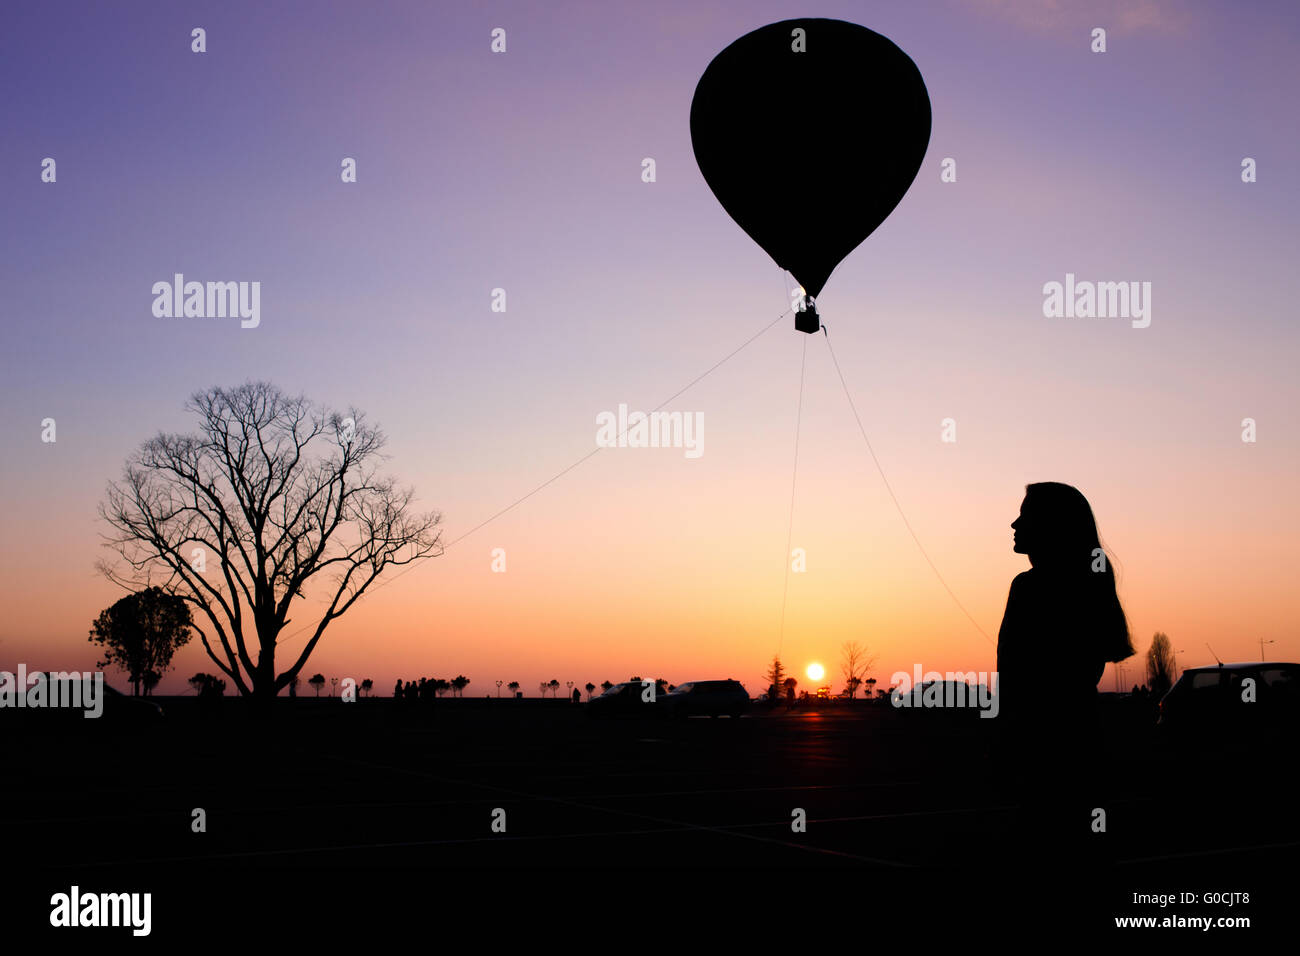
[2,0,1297,696]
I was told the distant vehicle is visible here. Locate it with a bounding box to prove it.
[101,684,165,722]
[1158,662,1299,734]
[660,680,749,719]
[586,681,662,718]
[0,682,163,727]
[890,680,987,721]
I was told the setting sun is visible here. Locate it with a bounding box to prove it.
[806,662,825,682]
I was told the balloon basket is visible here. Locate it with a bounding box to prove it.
[795,304,820,335]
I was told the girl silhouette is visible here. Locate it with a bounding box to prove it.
[996,482,1134,857]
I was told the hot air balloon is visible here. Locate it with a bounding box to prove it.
[690,19,932,333]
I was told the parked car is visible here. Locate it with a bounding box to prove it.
[586,681,662,718]
[889,680,988,722]
[659,680,749,718]
[1158,662,1299,735]
[100,684,165,722]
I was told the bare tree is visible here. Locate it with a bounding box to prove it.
[1146,632,1178,697]
[98,382,442,701]
[840,641,877,700]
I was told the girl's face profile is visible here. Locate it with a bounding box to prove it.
[1011,495,1034,555]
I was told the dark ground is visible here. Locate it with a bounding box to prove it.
[4,695,1292,939]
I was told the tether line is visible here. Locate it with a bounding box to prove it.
[821,326,995,648]
[277,309,791,647]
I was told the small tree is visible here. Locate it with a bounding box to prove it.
[89,586,194,696]
[600,680,613,694]
[451,675,470,697]
[507,681,520,696]
[1146,632,1178,698]
[585,682,595,700]
[308,673,326,697]
[763,657,786,700]
[189,672,227,697]
[360,678,373,698]
[548,679,561,698]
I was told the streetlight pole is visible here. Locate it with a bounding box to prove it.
[1259,638,1275,661]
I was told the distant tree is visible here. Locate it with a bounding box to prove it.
[600,680,613,694]
[434,678,451,697]
[548,679,561,698]
[142,669,161,696]
[1146,632,1178,698]
[840,641,876,700]
[97,382,443,701]
[763,657,786,700]
[783,676,798,697]
[507,681,520,696]
[360,678,373,698]
[189,672,227,697]
[584,682,595,700]
[654,678,669,697]
[451,675,470,697]
[864,678,877,698]
[538,682,548,697]
[88,586,194,696]
[308,673,326,697]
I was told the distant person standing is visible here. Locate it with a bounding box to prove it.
[572,687,581,704]
[996,482,1134,855]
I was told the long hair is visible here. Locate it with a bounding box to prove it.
[1024,482,1134,662]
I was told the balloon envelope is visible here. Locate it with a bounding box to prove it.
[690,19,931,299]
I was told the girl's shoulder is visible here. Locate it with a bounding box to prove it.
[1008,569,1037,593]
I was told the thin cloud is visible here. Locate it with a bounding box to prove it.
[959,0,1192,36]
